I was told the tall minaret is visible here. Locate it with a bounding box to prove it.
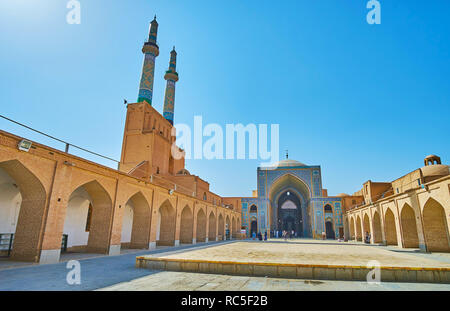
[137,16,160,105]
[162,47,179,125]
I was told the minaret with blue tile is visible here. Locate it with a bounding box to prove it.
[162,47,179,125]
[137,16,160,105]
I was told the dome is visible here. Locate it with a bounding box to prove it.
[270,159,307,168]
[336,193,350,197]
[420,164,449,178]
[424,154,442,166]
[425,154,439,159]
[176,168,191,175]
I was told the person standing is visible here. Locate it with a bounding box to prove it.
[365,231,371,244]
[264,231,268,241]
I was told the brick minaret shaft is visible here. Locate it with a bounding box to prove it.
[137,16,160,105]
[163,47,179,125]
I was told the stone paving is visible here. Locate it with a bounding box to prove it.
[0,241,232,291]
[99,270,450,291]
[142,239,450,268]
[2,239,450,291]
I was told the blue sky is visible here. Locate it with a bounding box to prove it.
[0,0,449,197]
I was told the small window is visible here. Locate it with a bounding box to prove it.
[324,204,333,213]
[203,192,207,201]
[250,205,257,213]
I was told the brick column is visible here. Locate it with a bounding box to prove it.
[106,180,127,256]
[39,161,73,264]
[149,190,158,249]
[174,195,181,246]
[192,202,197,244]
[205,207,210,243]
[411,194,427,252]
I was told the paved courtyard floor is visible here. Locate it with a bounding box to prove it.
[1,239,450,291]
[99,270,450,291]
[143,238,450,268]
[0,241,233,291]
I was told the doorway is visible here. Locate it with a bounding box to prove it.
[325,221,335,239]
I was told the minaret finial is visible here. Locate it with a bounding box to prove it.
[137,17,160,105]
[286,150,289,159]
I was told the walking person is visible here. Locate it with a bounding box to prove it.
[365,231,371,244]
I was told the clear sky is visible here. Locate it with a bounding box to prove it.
[0,0,449,197]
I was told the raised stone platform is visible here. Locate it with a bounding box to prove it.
[136,240,450,283]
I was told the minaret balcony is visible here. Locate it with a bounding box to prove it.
[164,71,179,82]
[142,42,159,56]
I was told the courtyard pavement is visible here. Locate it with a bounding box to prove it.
[0,240,232,291]
[99,270,450,291]
[1,239,450,291]
[149,239,450,268]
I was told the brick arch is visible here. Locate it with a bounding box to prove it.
[69,175,114,204]
[157,199,176,246]
[180,201,194,213]
[180,205,193,244]
[66,180,114,254]
[356,215,362,241]
[363,213,371,241]
[208,210,216,241]
[400,203,419,248]
[384,208,398,246]
[349,215,355,240]
[123,191,152,249]
[196,208,207,243]
[0,160,47,262]
[232,216,237,238]
[372,210,382,243]
[422,198,450,252]
[225,215,231,239]
[218,213,225,240]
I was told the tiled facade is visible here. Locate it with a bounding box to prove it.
[238,160,343,239]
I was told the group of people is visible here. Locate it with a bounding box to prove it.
[251,231,268,241]
[272,229,297,240]
[252,230,300,241]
